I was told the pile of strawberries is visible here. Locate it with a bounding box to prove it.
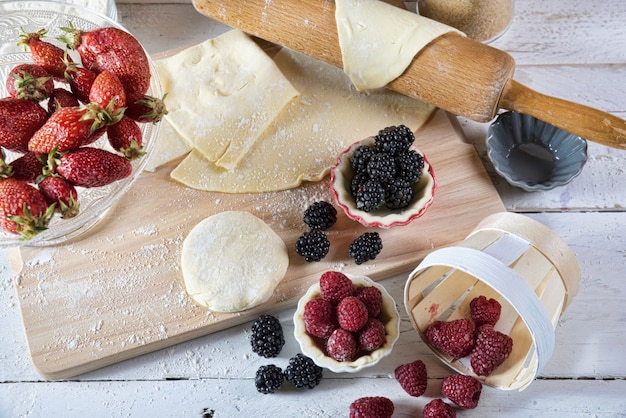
[0,24,166,240]
[303,271,388,362]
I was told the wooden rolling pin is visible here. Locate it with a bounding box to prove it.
[192,0,626,149]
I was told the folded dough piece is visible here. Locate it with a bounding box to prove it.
[154,30,299,170]
[335,0,462,90]
[170,48,435,193]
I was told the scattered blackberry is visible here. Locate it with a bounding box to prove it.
[396,149,424,183]
[354,178,385,212]
[303,201,337,230]
[254,364,284,394]
[384,177,413,210]
[250,314,285,358]
[374,124,414,155]
[284,353,324,389]
[295,230,330,262]
[348,232,383,265]
[350,145,375,173]
[366,152,396,182]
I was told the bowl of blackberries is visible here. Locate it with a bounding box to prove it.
[293,271,400,373]
[330,125,436,229]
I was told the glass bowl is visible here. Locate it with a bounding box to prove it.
[0,1,162,247]
[486,111,587,192]
[293,273,400,373]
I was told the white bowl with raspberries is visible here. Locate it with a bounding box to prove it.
[293,271,400,373]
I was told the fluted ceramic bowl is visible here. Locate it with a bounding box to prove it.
[486,112,587,192]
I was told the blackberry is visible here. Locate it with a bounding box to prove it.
[396,149,424,183]
[250,314,285,358]
[366,152,396,182]
[355,178,385,212]
[254,364,284,394]
[374,125,414,155]
[350,145,375,174]
[295,230,330,262]
[303,201,337,230]
[350,171,369,197]
[349,232,383,265]
[284,353,324,389]
[384,178,414,210]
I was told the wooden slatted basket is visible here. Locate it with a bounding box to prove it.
[404,212,581,391]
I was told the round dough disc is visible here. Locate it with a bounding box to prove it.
[181,211,289,312]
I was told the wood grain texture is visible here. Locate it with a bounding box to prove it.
[11,111,504,379]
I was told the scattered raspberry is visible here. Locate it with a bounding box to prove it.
[394,359,427,397]
[424,319,476,359]
[337,296,369,332]
[441,374,482,409]
[469,295,502,326]
[320,271,354,305]
[326,328,357,361]
[470,324,513,376]
[303,297,337,339]
[423,399,456,418]
[349,396,394,418]
[357,318,386,351]
[354,285,383,317]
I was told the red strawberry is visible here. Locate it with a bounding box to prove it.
[303,297,337,339]
[424,319,476,359]
[469,295,502,327]
[59,24,151,103]
[55,147,132,187]
[89,70,126,112]
[64,60,97,104]
[357,318,386,351]
[107,116,144,160]
[441,374,482,409]
[470,324,513,376]
[337,296,369,332]
[28,105,107,154]
[394,359,427,397]
[47,88,80,114]
[423,399,456,418]
[37,176,79,219]
[326,328,357,362]
[349,396,394,418]
[125,94,168,123]
[0,177,53,239]
[354,285,383,317]
[7,152,44,183]
[320,271,354,305]
[18,29,71,79]
[0,97,49,153]
[5,63,53,102]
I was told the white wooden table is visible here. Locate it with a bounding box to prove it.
[1,1,626,416]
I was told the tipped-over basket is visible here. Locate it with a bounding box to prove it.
[404,212,580,391]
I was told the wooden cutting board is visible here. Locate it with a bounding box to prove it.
[10,110,504,380]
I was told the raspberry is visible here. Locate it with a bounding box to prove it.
[348,232,383,265]
[423,399,456,418]
[295,229,330,262]
[337,296,369,332]
[326,328,357,361]
[303,297,337,339]
[424,319,476,359]
[354,285,383,317]
[320,271,354,305]
[470,324,513,376]
[394,359,427,397]
[349,396,394,418]
[303,200,337,230]
[357,318,386,351]
[284,353,324,389]
[254,364,284,394]
[250,315,285,358]
[469,295,502,327]
[441,374,482,409]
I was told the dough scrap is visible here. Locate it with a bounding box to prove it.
[335,0,461,90]
[181,211,288,312]
[154,30,299,170]
[170,48,435,193]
